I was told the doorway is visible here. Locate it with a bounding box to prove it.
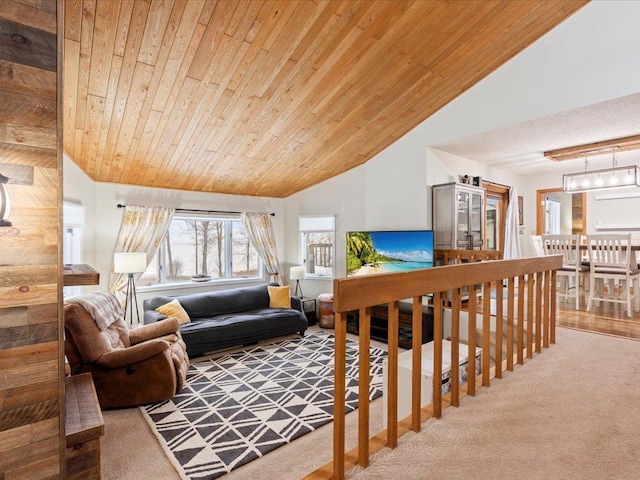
[545,199,561,234]
[483,182,509,251]
[536,188,586,235]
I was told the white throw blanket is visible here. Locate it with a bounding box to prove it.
[68,292,124,331]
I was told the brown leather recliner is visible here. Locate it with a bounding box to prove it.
[64,300,190,409]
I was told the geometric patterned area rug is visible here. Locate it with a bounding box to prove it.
[140,332,387,480]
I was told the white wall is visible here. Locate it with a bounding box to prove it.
[283,146,531,300]
[63,154,98,271]
[522,164,640,242]
[587,191,640,238]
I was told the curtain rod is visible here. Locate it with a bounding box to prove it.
[116,204,275,216]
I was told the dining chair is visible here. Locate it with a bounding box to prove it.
[542,234,588,310]
[585,234,640,318]
[530,235,545,257]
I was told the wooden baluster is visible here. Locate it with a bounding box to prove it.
[358,307,371,467]
[550,269,557,344]
[507,277,515,371]
[386,301,399,448]
[333,311,347,480]
[495,279,504,379]
[527,273,534,359]
[451,288,461,407]
[432,291,443,419]
[517,275,525,365]
[467,283,477,397]
[543,270,550,348]
[482,281,491,387]
[411,296,423,432]
[535,271,543,353]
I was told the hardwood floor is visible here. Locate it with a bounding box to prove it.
[556,301,640,341]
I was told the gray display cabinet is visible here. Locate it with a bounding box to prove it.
[432,182,485,250]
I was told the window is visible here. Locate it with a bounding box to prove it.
[139,214,262,286]
[299,215,335,278]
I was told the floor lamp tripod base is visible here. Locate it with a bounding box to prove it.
[123,273,140,325]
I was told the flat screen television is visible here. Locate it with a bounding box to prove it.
[346,230,434,277]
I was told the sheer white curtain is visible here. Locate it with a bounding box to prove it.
[109,205,174,302]
[504,187,521,260]
[241,212,281,285]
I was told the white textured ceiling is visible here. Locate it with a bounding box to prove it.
[434,92,640,175]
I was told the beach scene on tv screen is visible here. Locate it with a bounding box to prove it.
[347,230,434,276]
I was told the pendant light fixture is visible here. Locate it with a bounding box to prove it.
[562,148,640,193]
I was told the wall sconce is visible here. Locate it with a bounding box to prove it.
[290,266,305,298]
[0,173,11,227]
[562,150,640,193]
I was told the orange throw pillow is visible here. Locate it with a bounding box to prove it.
[156,299,190,325]
[268,285,291,309]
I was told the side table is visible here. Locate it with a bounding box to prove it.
[301,297,317,325]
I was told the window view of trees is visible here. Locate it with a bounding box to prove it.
[166,219,226,280]
[138,216,261,285]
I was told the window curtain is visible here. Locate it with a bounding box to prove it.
[241,212,281,285]
[504,187,521,260]
[109,205,174,302]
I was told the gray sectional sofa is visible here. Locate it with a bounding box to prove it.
[143,283,307,357]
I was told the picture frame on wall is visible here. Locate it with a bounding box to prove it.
[518,195,524,225]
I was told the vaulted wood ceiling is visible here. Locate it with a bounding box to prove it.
[63,0,587,198]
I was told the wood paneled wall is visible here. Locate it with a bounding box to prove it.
[0,0,63,478]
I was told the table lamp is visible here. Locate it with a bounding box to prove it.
[290,266,305,298]
[114,252,147,324]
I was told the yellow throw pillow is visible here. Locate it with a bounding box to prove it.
[268,285,291,309]
[156,299,190,325]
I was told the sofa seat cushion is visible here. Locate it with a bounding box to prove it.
[182,308,304,331]
[179,308,307,357]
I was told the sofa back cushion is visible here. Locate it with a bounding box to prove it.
[145,283,276,319]
[64,302,130,370]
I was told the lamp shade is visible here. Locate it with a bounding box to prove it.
[290,266,305,280]
[114,252,147,274]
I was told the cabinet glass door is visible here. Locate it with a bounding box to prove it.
[456,191,470,248]
[469,192,483,249]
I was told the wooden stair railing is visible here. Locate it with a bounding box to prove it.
[308,255,561,480]
[435,248,503,265]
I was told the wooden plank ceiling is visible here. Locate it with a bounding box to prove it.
[63,0,587,198]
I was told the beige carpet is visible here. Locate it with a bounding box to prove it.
[102,327,640,479]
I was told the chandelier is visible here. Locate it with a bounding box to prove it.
[562,148,640,193]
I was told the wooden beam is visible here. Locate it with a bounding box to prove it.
[544,134,640,161]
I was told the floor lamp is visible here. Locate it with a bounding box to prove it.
[290,266,305,298]
[114,252,147,325]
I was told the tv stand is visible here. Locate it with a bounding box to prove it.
[346,302,434,349]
